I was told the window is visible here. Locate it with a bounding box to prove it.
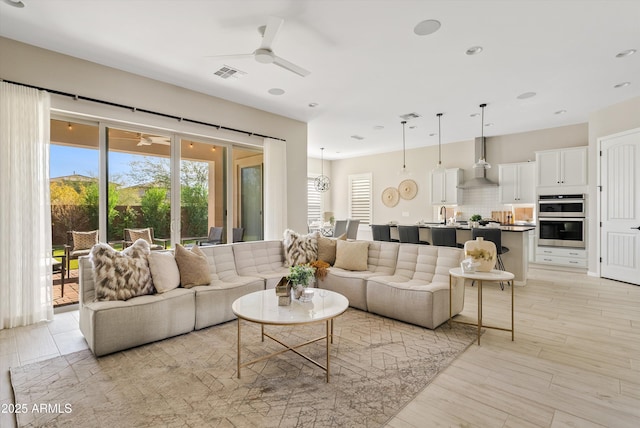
[348,173,372,225]
[307,177,322,224]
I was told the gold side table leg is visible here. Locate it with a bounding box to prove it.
[448,274,452,327]
[478,280,482,345]
[326,319,330,383]
[261,324,264,342]
[237,318,241,379]
[511,280,515,341]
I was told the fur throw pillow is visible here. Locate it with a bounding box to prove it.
[90,239,155,301]
[283,229,318,267]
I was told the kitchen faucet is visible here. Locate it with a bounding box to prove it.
[439,206,446,224]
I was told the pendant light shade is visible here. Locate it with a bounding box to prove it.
[473,103,491,169]
[433,113,445,173]
[314,147,330,192]
[398,120,410,175]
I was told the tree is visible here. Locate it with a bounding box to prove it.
[81,182,119,231]
[140,187,170,238]
[50,181,86,244]
[181,183,208,237]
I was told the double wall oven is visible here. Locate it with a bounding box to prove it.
[537,194,586,248]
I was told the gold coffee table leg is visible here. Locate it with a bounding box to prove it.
[326,319,330,383]
[237,318,241,378]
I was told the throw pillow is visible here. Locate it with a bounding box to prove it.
[72,230,98,251]
[334,240,370,271]
[174,244,211,288]
[128,228,153,245]
[283,229,318,267]
[90,239,155,301]
[147,251,180,293]
[317,233,347,265]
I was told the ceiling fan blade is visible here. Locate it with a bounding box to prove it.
[259,16,284,50]
[272,55,311,77]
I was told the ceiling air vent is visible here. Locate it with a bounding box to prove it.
[399,112,421,121]
[213,65,246,79]
[350,135,365,140]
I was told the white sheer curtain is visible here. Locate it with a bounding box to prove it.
[0,82,53,329]
[263,138,288,240]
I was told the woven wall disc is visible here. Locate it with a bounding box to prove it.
[382,187,400,207]
[398,179,418,200]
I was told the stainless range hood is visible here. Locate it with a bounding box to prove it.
[458,137,498,189]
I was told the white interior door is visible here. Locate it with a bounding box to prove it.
[600,129,640,285]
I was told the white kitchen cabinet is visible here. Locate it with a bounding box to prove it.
[536,146,587,188]
[535,246,587,268]
[499,161,536,204]
[430,168,462,205]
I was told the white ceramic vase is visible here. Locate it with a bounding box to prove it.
[464,237,497,272]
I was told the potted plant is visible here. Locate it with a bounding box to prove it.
[469,214,482,228]
[287,264,316,299]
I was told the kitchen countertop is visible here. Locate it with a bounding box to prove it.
[388,223,536,232]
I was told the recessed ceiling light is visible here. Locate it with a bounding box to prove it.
[466,46,483,55]
[616,49,636,58]
[373,125,384,130]
[268,88,285,95]
[2,0,24,7]
[554,109,567,115]
[614,82,631,88]
[517,92,537,99]
[308,102,318,108]
[414,19,441,36]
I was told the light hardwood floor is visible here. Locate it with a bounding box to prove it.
[1,268,639,427]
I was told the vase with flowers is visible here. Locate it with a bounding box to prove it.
[287,263,316,299]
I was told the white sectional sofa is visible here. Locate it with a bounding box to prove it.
[79,239,466,356]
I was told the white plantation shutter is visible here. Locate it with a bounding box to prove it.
[348,173,372,225]
[307,177,322,223]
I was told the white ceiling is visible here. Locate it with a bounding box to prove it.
[1,0,639,159]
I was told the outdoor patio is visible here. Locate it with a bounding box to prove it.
[53,270,79,307]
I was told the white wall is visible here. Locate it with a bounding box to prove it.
[0,37,309,233]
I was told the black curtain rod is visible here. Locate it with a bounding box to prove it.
[1,79,286,142]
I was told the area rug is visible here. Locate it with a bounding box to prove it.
[11,309,476,427]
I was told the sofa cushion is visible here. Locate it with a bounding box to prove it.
[90,239,155,301]
[283,229,318,266]
[174,244,211,288]
[317,233,347,265]
[147,251,180,293]
[73,230,98,250]
[232,240,288,289]
[334,240,369,271]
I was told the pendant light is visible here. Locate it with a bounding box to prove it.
[314,147,330,192]
[398,120,410,175]
[433,113,445,172]
[473,103,491,169]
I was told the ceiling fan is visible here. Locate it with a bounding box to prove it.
[112,131,171,147]
[209,16,311,77]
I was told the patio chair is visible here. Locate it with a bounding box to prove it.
[65,230,98,277]
[124,227,167,250]
[233,227,244,243]
[204,226,223,245]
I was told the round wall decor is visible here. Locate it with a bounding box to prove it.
[398,179,418,200]
[382,187,400,207]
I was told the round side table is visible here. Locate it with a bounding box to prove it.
[449,267,515,345]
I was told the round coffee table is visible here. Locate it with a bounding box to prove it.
[232,289,349,383]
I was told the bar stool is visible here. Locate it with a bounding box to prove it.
[371,224,392,242]
[431,227,463,248]
[398,225,429,245]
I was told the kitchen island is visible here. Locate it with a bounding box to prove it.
[389,224,535,285]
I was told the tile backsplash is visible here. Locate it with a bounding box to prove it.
[433,187,535,222]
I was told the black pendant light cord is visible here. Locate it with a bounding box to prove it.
[401,120,407,169]
[436,113,443,166]
[479,103,487,160]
